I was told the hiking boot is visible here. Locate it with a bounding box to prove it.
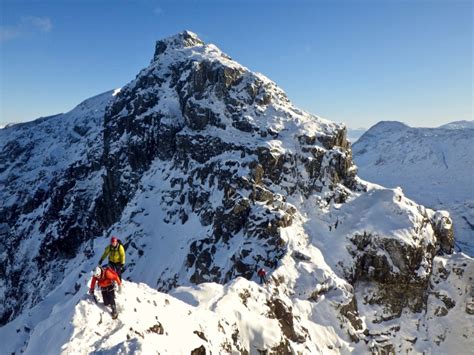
[111,305,118,319]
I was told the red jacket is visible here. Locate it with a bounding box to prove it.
[257,268,267,277]
[90,267,121,291]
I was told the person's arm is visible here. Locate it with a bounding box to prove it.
[98,246,110,264]
[89,276,97,293]
[119,244,126,266]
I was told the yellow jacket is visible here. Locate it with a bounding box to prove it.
[99,244,125,265]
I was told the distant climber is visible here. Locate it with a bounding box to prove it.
[89,266,122,319]
[257,267,268,284]
[99,236,126,280]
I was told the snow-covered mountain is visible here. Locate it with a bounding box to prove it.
[439,120,474,130]
[352,120,474,255]
[1,31,473,354]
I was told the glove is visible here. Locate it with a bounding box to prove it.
[89,288,94,295]
[117,285,123,294]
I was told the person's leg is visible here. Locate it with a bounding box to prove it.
[101,288,110,306]
[104,286,115,306]
[109,262,122,280]
[109,289,117,315]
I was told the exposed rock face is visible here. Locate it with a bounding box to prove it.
[348,232,433,321]
[343,204,459,350]
[267,298,306,343]
[432,211,455,253]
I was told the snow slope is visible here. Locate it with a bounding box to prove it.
[15,280,266,354]
[352,120,474,255]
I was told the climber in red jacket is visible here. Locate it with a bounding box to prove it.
[89,265,122,318]
[257,267,268,284]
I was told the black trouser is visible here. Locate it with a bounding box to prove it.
[108,262,123,280]
[101,285,116,312]
[259,275,267,284]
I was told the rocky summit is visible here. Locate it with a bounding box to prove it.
[0,31,472,354]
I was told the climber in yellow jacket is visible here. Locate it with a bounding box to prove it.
[99,236,126,280]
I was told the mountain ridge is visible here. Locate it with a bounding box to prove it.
[353,120,474,255]
[0,31,472,354]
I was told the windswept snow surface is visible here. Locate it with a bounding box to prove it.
[0,261,359,354]
[353,120,474,255]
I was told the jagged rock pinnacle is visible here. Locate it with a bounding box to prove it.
[153,30,205,60]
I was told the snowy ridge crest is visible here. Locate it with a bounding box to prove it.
[153,30,205,61]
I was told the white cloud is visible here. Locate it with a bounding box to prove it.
[22,16,53,32]
[0,16,52,43]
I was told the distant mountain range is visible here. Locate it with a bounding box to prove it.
[346,120,473,144]
[346,127,367,142]
[353,120,474,255]
[439,120,474,130]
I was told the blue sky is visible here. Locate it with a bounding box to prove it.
[0,0,472,129]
